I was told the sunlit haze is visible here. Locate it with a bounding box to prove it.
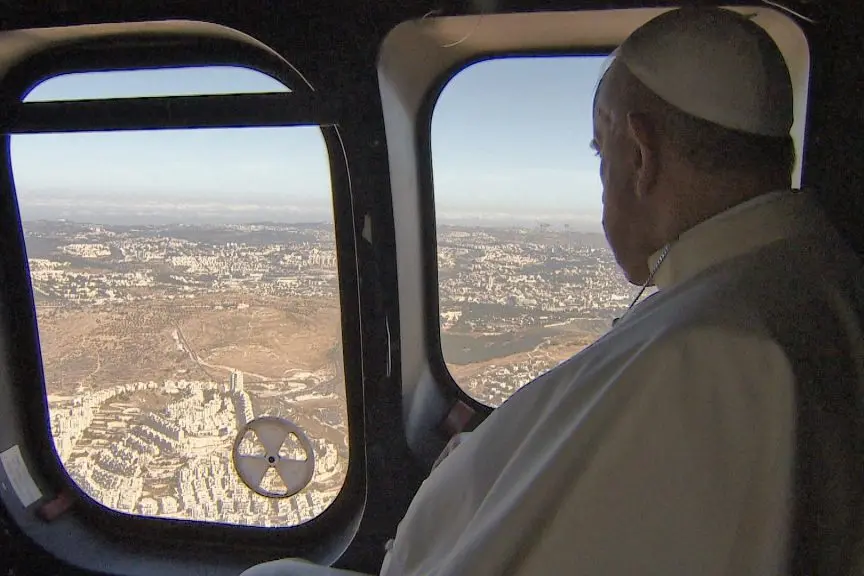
[13,57,607,229]
[433,56,606,229]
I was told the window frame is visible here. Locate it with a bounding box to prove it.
[0,25,367,571]
[418,47,616,415]
[414,6,812,413]
[378,5,811,479]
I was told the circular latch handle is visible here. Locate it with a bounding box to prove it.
[232,416,315,498]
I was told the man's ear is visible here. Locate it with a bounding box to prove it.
[626,112,657,199]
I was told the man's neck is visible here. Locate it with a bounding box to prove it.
[658,173,792,248]
[648,188,809,290]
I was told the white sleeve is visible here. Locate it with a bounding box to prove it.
[511,327,797,576]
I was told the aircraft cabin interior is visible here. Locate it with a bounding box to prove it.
[0,0,861,574]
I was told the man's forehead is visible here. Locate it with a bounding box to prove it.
[592,52,619,110]
[592,98,610,125]
[592,61,621,118]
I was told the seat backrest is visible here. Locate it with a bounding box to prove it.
[785,269,864,575]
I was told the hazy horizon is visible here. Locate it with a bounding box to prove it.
[18,202,606,232]
[12,56,608,232]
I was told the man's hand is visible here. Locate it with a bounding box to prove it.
[432,432,471,471]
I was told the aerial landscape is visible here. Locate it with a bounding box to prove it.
[9,54,633,530]
[26,217,638,527]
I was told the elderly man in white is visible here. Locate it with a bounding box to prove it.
[243,7,864,576]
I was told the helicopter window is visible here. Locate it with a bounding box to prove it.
[431,55,643,407]
[10,67,349,528]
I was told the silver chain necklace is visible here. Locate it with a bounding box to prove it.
[612,243,672,327]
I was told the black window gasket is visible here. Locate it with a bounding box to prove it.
[4,92,340,133]
[0,34,367,566]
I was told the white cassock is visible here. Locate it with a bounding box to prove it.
[242,190,864,576]
[379,189,864,576]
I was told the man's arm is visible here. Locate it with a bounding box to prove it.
[432,432,472,471]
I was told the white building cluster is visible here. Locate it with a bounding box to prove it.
[51,381,161,462]
[25,223,342,307]
[437,228,638,333]
[49,368,347,528]
[75,461,144,512]
[62,243,112,258]
[175,452,336,526]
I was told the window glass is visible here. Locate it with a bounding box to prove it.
[12,68,347,528]
[432,56,644,407]
[24,66,289,102]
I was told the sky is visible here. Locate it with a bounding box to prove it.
[11,56,608,229]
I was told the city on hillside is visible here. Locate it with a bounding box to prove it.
[25,219,640,527]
